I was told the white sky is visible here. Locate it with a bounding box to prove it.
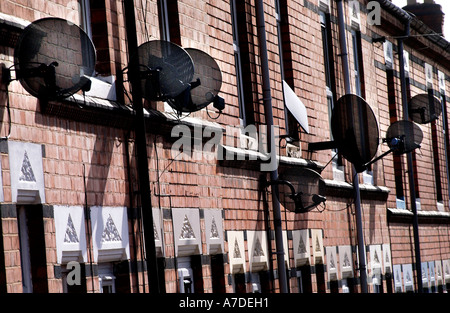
[391,0,450,39]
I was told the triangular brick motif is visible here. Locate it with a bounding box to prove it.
[352,2,358,18]
[101,214,122,242]
[297,237,307,254]
[233,238,241,259]
[343,252,351,268]
[329,253,336,270]
[406,271,412,283]
[315,236,321,252]
[179,215,195,239]
[373,250,380,264]
[153,221,159,240]
[19,151,36,182]
[64,213,79,243]
[421,265,429,279]
[210,217,219,239]
[253,237,264,257]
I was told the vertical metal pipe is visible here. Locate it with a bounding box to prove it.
[123,0,160,293]
[255,0,288,293]
[397,22,423,292]
[336,0,351,95]
[336,0,368,293]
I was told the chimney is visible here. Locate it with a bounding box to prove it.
[403,0,445,35]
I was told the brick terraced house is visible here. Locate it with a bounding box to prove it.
[0,0,449,294]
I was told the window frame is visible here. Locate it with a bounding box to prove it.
[230,0,249,127]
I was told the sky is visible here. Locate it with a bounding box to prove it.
[391,0,450,39]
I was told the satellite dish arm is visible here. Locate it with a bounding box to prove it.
[262,178,304,211]
[362,147,395,169]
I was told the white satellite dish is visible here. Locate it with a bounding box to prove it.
[283,80,309,133]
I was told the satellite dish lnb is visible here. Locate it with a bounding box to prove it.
[129,40,194,102]
[385,120,423,154]
[408,93,441,124]
[14,17,96,99]
[292,167,326,213]
[167,48,223,113]
[265,167,326,213]
[331,94,379,172]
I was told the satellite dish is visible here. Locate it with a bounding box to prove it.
[331,94,379,172]
[167,48,222,113]
[283,80,309,133]
[278,167,326,213]
[408,93,441,124]
[129,40,194,102]
[385,120,423,154]
[14,17,96,99]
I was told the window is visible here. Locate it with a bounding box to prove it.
[98,263,116,293]
[351,30,365,99]
[296,265,312,293]
[250,271,270,293]
[440,77,450,212]
[352,29,374,183]
[230,0,255,127]
[320,11,344,180]
[386,68,406,207]
[372,274,384,293]
[211,254,226,293]
[429,88,444,204]
[61,263,87,293]
[315,264,326,293]
[177,255,203,293]
[232,273,247,293]
[157,0,181,45]
[17,207,32,293]
[405,77,421,201]
[78,0,92,39]
[17,205,48,293]
[276,0,300,141]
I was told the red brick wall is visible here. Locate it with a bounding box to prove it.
[0,0,449,294]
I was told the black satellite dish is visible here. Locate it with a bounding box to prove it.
[364,120,423,168]
[385,120,423,154]
[13,17,96,99]
[290,167,326,213]
[167,48,223,113]
[331,94,379,172]
[267,167,326,213]
[408,93,442,124]
[129,40,194,102]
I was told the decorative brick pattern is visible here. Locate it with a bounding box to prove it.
[0,0,449,294]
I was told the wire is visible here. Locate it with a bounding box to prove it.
[322,152,338,171]
[206,105,221,120]
[157,149,183,181]
[139,0,150,42]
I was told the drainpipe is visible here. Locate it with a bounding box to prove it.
[336,0,368,293]
[123,0,160,293]
[397,20,423,293]
[255,0,288,293]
